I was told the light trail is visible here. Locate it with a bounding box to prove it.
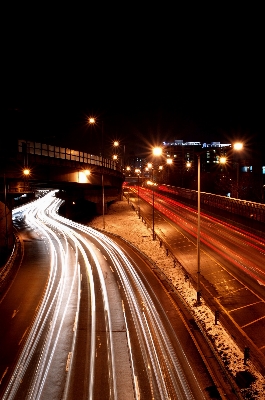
[3,190,211,399]
[51,196,201,399]
[134,186,265,286]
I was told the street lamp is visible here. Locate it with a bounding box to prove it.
[196,154,201,304]
[150,146,162,240]
[233,142,244,199]
[88,117,105,229]
[113,141,119,163]
[135,169,141,217]
[196,154,227,304]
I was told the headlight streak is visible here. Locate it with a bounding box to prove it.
[50,195,197,399]
[6,195,82,400]
[5,204,62,399]
[8,191,203,399]
[32,196,98,400]
[47,199,117,400]
[105,241,197,400]
[138,187,265,285]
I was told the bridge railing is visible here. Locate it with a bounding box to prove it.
[158,184,265,226]
[18,140,121,171]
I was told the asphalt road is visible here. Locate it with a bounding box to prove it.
[127,186,265,376]
[1,191,233,399]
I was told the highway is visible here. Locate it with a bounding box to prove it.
[0,191,226,399]
[128,186,265,375]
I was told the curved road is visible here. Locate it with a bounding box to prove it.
[0,191,231,399]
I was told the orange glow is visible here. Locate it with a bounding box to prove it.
[23,168,30,176]
[219,157,227,164]
[153,147,162,156]
[166,158,173,165]
[234,142,243,151]
[113,141,119,147]
[88,117,95,124]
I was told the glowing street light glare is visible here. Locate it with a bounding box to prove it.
[153,147,162,156]
[113,154,118,160]
[84,169,90,176]
[219,157,227,164]
[166,158,173,165]
[147,163,152,169]
[234,142,243,151]
[186,161,191,168]
[88,117,95,124]
[23,168,30,176]
[113,141,119,147]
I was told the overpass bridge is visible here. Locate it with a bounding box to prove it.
[0,139,125,259]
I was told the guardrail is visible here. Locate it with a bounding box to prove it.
[159,185,265,226]
[18,139,122,171]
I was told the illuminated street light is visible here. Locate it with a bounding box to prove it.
[196,152,228,304]
[219,157,227,164]
[196,154,201,304]
[151,147,162,240]
[153,147,162,156]
[135,169,141,217]
[233,142,244,199]
[23,168,30,176]
[234,142,243,151]
[88,117,96,125]
[79,169,91,183]
[88,116,105,229]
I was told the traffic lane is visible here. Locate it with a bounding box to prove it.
[0,230,49,395]
[156,194,265,287]
[85,234,136,400]
[150,204,265,365]
[134,196,265,373]
[108,235,222,400]
[62,226,135,400]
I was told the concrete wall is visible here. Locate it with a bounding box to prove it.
[0,202,14,263]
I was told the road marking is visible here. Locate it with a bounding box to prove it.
[229,300,262,313]
[0,367,9,384]
[19,327,29,345]
[241,315,265,329]
[12,310,19,318]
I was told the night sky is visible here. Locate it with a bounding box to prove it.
[3,4,264,157]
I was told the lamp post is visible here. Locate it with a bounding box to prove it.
[233,142,243,199]
[152,171,155,240]
[88,117,105,229]
[151,146,162,240]
[196,154,201,304]
[196,154,227,304]
[135,169,141,218]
